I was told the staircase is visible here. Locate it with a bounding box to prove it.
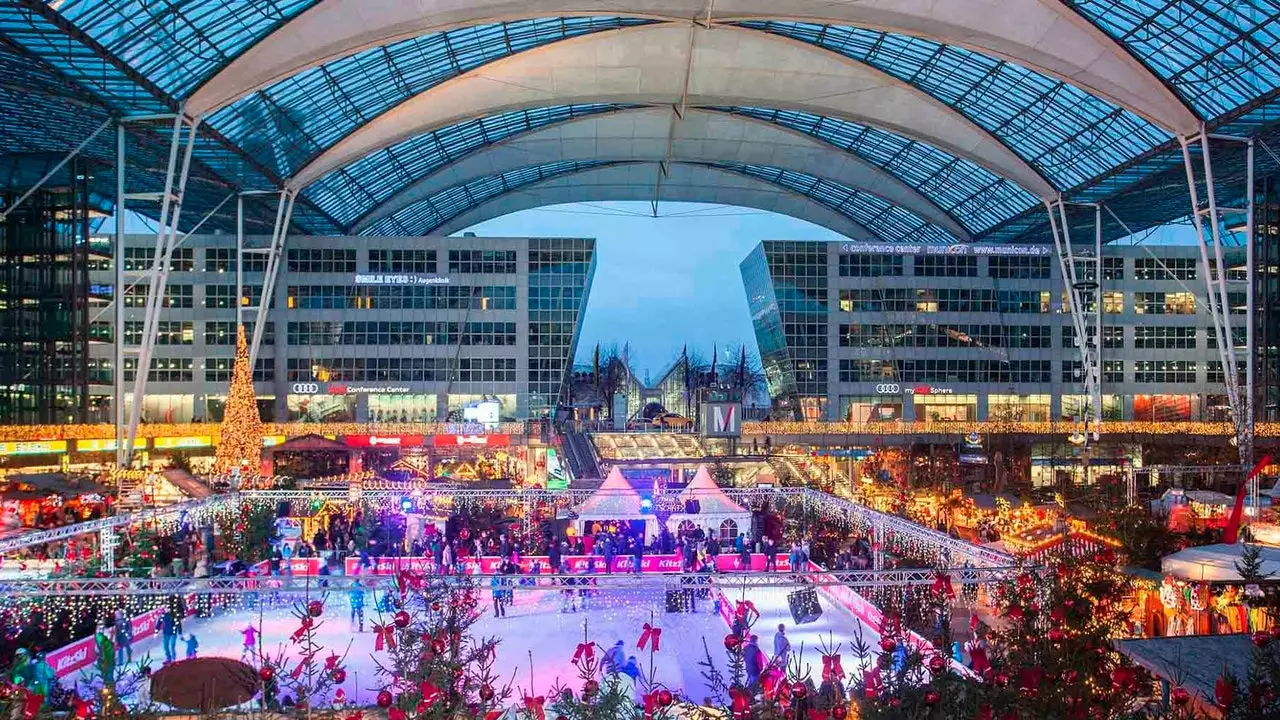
[561,430,602,480]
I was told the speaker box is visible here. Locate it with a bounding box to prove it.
[787,588,822,625]
[665,588,687,613]
[276,501,291,518]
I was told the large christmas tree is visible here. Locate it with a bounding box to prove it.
[212,325,263,481]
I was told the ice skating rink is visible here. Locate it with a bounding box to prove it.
[60,582,882,707]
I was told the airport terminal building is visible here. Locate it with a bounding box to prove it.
[84,235,595,424]
[742,240,1256,424]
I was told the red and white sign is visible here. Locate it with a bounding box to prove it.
[432,434,509,447]
[47,636,96,677]
[344,435,425,448]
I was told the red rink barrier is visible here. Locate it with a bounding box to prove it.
[46,596,200,678]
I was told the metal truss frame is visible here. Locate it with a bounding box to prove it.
[248,189,296,367]
[0,494,227,555]
[1045,198,1103,444]
[1179,127,1255,470]
[0,565,1022,598]
[121,112,200,465]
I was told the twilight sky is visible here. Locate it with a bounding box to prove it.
[462,201,845,379]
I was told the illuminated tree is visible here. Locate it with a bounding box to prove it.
[212,325,262,482]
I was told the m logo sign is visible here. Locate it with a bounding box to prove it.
[700,402,743,438]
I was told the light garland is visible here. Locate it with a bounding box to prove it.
[742,419,1265,437]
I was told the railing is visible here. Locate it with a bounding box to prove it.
[0,493,235,555]
[742,419,1261,437]
[0,566,1021,598]
[0,421,527,442]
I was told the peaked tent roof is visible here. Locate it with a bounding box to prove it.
[681,466,747,515]
[576,467,645,518]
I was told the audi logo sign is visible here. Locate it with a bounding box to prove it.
[875,384,901,394]
[292,383,320,394]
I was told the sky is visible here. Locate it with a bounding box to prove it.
[462,202,845,379]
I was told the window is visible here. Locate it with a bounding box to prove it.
[206,357,274,382]
[204,248,266,273]
[205,285,264,309]
[1134,360,1197,383]
[1207,327,1247,349]
[457,358,517,383]
[997,291,1051,314]
[286,248,357,273]
[1228,291,1247,314]
[204,321,272,345]
[1102,291,1124,314]
[1063,326,1124,349]
[122,321,193,345]
[122,358,193,382]
[462,322,518,346]
[988,394,1051,422]
[988,256,1050,279]
[529,246,594,272]
[1135,257,1197,280]
[1134,292,1196,315]
[1062,360,1124,383]
[123,247,193,272]
[287,357,454,382]
[718,519,738,542]
[839,254,903,277]
[913,255,977,277]
[287,321,459,345]
[369,249,437,273]
[1207,361,1248,385]
[286,285,515,310]
[448,250,517,274]
[838,324,1049,348]
[124,284,192,308]
[839,359,1051,383]
[1134,326,1196,349]
[1102,257,1124,281]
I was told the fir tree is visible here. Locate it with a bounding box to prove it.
[212,325,263,483]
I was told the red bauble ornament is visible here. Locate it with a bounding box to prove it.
[879,637,897,653]
[376,690,393,708]
[332,669,346,684]
[480,685,495,701]
[259,666,275,682]
[1005,605,1024,621]
[394,610,411,628]
[832,707,847,720]
[1253,631,1271,648]
[888,697,901,708]
[790,682,807,700]
[414,702,428,714]
[431,602,442,612]
[307,600,324,617]
[1171,687,1190,706]
[583,680,599,697]
[928,655,946,674]
[924,691,940,705]
[432,638,447,654]
[1048,629,1066,643]
[657,690,673,707]
[994,673,1010,688]
[863,687,878,700]
[724,634,742,651]
[1050,607,1066,623]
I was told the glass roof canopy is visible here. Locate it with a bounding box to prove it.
[4,0,1280,243]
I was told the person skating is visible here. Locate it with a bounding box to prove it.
[744,635,766,688]
[185,633,199,660]
[773,624,791,671]
[113,607,133,665]
[241,624,259,662]
[349,577,366,631]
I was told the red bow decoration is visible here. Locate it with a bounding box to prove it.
[729,687,751,719]
[373,624,396,651]
[290,617,313,643]
[396,569,422,595]
[22,693,43,720]
[638,623,662,651]
[290,654,314,680]
[419,681,443,707]
[523,695,546,720]
[571,642,595,665]
[483,713,501,720]
[72,696,91,720]
[932,571,956,600]
[863,667,883,693]
[642,692,658,720]
[734,601,759,622]
[969,646,989,675]
[821,654,845,681]
[325,654,341,671]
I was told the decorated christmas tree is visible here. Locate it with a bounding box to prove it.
[212,325,263,482]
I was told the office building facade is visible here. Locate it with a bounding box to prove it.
[88,235,595,423]
[742,240,1251,424]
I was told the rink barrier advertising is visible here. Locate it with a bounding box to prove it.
[251,553,794,577]
[801,563,942,663]
[46,595,198,679]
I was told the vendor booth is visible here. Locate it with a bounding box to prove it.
[665,465,752,543]
[574,467,659,538]
[1149,544,1280,636]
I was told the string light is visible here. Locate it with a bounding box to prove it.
[212,327,264,481]
[743,420,1265,437]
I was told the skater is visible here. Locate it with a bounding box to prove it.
[619,655,644,686]
[773,624,791,670]
[185,633,199,660]
[241,624,259,661]
[96,623,116,682]
[491,574,505,618]
[744,635,765,688]
[159,609,180,665]
[602,641,625,674]
[763,537,777,572]
[737,534,750,570]
[113,608,133,666]
[350,578,366,631]
[632,536,644,576]
[602,537,615,574]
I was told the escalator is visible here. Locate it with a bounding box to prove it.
[561,430,603,480]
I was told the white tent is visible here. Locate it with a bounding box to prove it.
[575,467,658,535]
[1161,543,1280,582]
[666,465,753,543]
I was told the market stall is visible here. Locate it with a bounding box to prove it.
[664,465,752,543]
[574,467,658,537]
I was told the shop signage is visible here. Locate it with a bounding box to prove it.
[344,435,425,448]
[292,383,321,394]
[905,386,954,395]
[327,384,411,395]
[0,440,68,456]
[74,439,117,453]
[874,383,901,394]
[700,402,743,438]
[153,436,212,449]
[432,434,510,447]
[839,242,1049,257]
[262,435,287,447]
[353,274,451,286]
